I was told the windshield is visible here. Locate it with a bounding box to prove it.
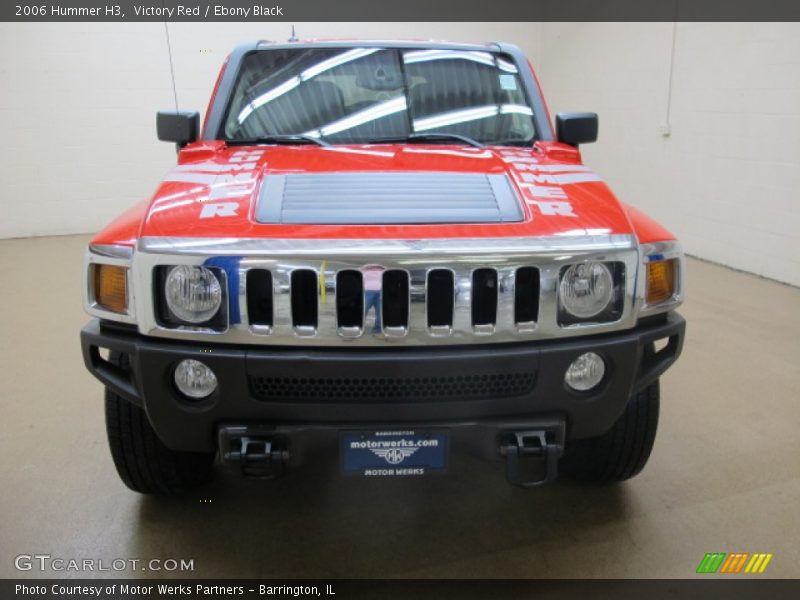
[222,47,537,146]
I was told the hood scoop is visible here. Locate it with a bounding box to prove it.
[254,172,523,225]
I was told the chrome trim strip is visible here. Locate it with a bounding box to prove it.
[138,234,636,256]
[89,244,134,260]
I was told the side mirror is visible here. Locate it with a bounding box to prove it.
[156,110,200,147]
[555,112,598,147]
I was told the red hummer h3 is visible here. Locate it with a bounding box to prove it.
[81,40,685,495]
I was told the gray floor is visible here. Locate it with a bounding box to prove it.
[1,234,798,579]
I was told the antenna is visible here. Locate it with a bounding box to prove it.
[288,25,299,42]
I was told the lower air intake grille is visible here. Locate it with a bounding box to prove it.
[249,372,536,403]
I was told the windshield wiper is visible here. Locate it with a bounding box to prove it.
[367,132,485,149]
[409,132,485,148]
[226,134,331,148]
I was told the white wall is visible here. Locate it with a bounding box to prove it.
[0,22,540,238]
[2,21,799,286]
[538,22,800,286]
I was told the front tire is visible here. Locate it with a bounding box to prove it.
[104,354,214,495]
[561,380,660,483]
[105,390,215,495]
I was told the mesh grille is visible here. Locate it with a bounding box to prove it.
[249,372,536,403]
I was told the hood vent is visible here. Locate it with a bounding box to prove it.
[255,172,523,225]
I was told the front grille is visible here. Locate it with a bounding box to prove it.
[244,264,541,338]
[249,372,536,403]
[139,233,640,347]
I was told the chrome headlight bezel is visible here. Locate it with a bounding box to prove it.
[155,265,228,331]
[557,261,626,326]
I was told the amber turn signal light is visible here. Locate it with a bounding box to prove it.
[646,259,677,305]
[92,264,128,313]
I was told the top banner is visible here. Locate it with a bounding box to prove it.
[2,0,800,22]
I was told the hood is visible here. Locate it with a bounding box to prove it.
[140,142,634,240]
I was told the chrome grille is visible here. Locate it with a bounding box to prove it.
[244,264,541,340]
[134,234,641,346]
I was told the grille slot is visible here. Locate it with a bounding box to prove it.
[472,268,498,327]
[246,269,273,329]
[427,269,455,329]
[336,270,363,330]
[382,270,410,330]
[249,372,536,403]
[290,269,318,330]
[514,267,540,324]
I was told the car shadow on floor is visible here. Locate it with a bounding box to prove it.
[133,454,632,578]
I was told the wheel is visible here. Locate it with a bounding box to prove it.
[104,353,215,495]
[561,379,660,483]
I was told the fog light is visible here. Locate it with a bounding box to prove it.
[565,352,605,391]
[174,359,217,399]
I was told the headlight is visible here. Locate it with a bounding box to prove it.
[559,262,614,320]
[164,265,223,323]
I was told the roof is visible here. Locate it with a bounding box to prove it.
[253,39,503,52]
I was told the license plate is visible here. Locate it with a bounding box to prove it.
[341,429,449,477]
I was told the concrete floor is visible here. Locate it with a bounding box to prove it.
[0,234,798,579]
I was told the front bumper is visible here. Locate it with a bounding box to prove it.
[81,312,685,458]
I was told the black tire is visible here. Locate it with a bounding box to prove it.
[561,380,660,483]
[104,353,215,495]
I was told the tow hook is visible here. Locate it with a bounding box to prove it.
[218,425,290,479]
[499,430,563,487]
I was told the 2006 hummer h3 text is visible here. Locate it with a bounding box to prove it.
[80,40,685,495]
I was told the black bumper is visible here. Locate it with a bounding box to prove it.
[81,313,684,455]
